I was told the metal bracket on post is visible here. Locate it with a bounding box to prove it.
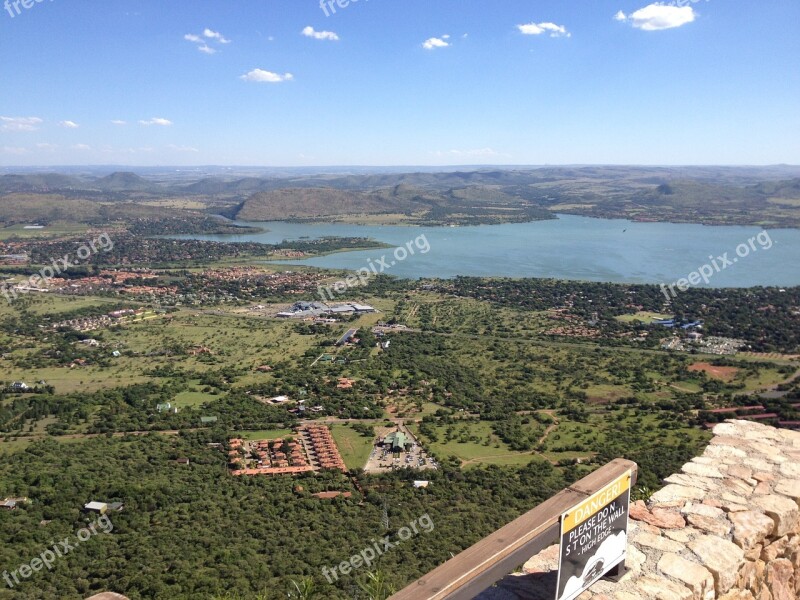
[602,561,627,583]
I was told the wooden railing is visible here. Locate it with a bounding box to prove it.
[389,458,638,600]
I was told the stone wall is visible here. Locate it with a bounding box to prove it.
[484,420,800,600]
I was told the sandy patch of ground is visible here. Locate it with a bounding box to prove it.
[688,362,739,381]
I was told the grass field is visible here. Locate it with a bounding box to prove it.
[330,424,376,470]
[232,429,294,441]
[408,421,539,469]
[615,311,673,323]
[0,284,782,483]
[0,222,91,240]
[738,369,790,391]
[0,294,122,317]
[539,410,710,459]
[0,364,150,394]
[173,389,216,408]
[672,362,788,393]
[584,384,632,404]
[0,433,94,455]
[0,437,35,454]
[0,293,397,397]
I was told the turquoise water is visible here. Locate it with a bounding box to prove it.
[176,215,800,287]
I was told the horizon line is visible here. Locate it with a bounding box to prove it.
[1,163,799,170]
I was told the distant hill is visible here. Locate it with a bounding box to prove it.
[552,177,800,227]
[0,193,213,227]
[0,194,102,223]
[236,185,553,225]
[178,177,284,196]
[237,187,425,220]
[0,173,84,194]
[752,178,800,197]
[0,171,164,195]
[1,167,799,227]
[94,172,162,193]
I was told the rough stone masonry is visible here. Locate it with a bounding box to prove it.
[480,420,800,600]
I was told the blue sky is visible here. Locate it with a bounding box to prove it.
[1,0,798,166]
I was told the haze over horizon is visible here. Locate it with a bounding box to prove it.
[2,0,799,167]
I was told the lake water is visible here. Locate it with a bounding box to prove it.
[177,215,800,288]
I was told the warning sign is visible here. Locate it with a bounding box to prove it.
[555,470,632,600]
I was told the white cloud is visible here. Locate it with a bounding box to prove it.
[446,148,501,157]
[616,4,696,30]
[302,26,340,41]
[240,69,294,83]
[36,143,58,151]
[430,148,508,159]
[59,120,79,129]
[517,22,571,38]
[203,28,230,44]
[1,146,30,155]
[167,144,200,153]
[111,120,127,126]
[72,144,91,151]
[1,116,43,132]
[185,29,230,53]
[422,36,450,50]
[139,118,173,126]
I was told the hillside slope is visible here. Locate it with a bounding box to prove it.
[237,187,424,220]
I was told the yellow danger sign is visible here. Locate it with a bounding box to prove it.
[562,471,631,532]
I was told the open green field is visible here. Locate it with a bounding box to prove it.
[583,383,633,404]
[673,362,789,393]
[393,292,553,337]
[0,363,150,394]
[539,410,710,458]
[330,424,376,470]
[0,293,122,317]
[0,433,94,455]
[173,389,216,408]
[743,369,791,389]
[0,222,92,240]
[418,402,443,417]
[409,421,539,469]
[231,429,294,441]
[0,301,337,393]
[0,437,35,454]
[0,292,402,410]
[615,311,673,323]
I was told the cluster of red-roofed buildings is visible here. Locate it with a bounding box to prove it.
[228,425,347,476]
[302,425,347,471]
